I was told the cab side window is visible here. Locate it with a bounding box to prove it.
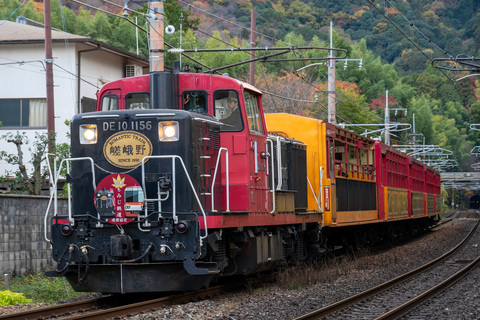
[183,91,207,113]
[244,91,263,134]
[126,92,150,109]
[214,90,243,132]
[101,94,118,111]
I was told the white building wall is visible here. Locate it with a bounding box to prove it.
[0,42,139,177]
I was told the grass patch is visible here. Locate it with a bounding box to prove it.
[0,272,85,304]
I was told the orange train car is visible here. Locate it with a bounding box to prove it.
[265,113,440,243]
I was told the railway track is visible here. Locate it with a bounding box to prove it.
[0,285,233,320]
[0,275,274,320]
[294,219,480,320]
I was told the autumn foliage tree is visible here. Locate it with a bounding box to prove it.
[255,70,317,116]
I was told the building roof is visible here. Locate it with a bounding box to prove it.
[0,19,88,43]
[0,19,148,65]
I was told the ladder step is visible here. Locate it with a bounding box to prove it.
[200,174,211,178]
[200,193,212,196]
[200,156,211,159]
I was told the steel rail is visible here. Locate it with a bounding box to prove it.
[2,275,276,320]
[376,254,480,319]
[0,295,115,320]
[294,219,480,320]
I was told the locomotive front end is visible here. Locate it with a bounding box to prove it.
[48,109,220,293]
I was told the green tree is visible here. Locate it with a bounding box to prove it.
[91,12,113,42]
[0,132,70,195]
[74,7,94,38]
[407,95,435,145]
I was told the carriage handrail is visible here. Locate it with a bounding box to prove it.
[211,148,230,212]
[267,139,276,214]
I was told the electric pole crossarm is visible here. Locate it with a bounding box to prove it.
[432,57,480,72]
[169,46,347,58]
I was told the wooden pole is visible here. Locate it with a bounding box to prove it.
[149,0,165,72]
[44,0,55,151]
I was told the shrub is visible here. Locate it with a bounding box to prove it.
[0,290,32,306]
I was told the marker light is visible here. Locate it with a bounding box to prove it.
[80,125,97,144]
[159,121,179,141]
[61,225,72,236]
[176,222,188,233]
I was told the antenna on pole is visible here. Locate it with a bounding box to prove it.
[385,90,390,145]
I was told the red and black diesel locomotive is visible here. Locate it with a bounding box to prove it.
[46,63,441,293]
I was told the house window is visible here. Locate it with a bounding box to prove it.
[0,98,46,128]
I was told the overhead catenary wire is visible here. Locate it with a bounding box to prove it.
[67,0,354,116]
[70,0,215,72]
[64,0,399,128]
[174,1,387,125]
[177,0,288,47]
[385,0,451,58]
[365,0,453,83]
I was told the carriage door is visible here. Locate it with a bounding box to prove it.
[244,91,269,214]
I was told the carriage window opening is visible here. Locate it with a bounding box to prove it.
[348,146,357,164]
[214,90,243,132]
[183,91,207,113]
[126,92,150,110]
[244,91,263,134]
[101,94,118,111]
[334,142,348,177]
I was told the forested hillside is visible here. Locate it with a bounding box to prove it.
[1,0,480,172]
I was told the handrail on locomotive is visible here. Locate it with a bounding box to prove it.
[44,157,96,242]
[44,152,222,247]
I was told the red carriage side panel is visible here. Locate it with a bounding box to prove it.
[374,141,385,220]
[378,143,409,221]
[409,158,426,217]
[425,167,438,216]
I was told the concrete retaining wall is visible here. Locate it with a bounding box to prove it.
[0,194,67,275]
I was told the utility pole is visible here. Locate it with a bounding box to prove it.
[149,0,165,72]
[385,90,390,145]
[249,10,256,86]
[327,21,336,125]
[44,0,55,152]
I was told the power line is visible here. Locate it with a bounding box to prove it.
[385,0,451,58]
[0,0,26,27]
[365,0,453,83]
[177,0,289,46]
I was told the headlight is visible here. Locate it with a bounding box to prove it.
[80,125,97,144]
[159,121,179,141]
